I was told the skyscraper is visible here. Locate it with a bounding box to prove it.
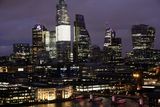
[73,14,91,63]
[127,25,158,85]
[55,0,71,62]
[103,26,122,62]
[32,24,49,63]
[104,26,116,47]
[132,24,155,50]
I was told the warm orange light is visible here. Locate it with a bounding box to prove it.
[133,73,140,78]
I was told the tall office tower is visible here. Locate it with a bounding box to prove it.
[73,14,91,63]
[104,26,116,47]
[128,24,156,68]
[32,24,49,63]
[132,24,155,50]
[49,31,56,59]
[127,25,157,85]
[55,0,71,62]
[103,26,122,62]
[13,43,30,62]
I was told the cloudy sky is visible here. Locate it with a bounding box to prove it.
[0,0,160,56]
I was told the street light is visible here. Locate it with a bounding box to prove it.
[133,72,142,91]
[133,73,140,79]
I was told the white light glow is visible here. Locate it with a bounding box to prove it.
[44,31,50,51]
[56,25,71,41]
[18,68,24,72]
[142,86,155,89]
[37,25,42,30]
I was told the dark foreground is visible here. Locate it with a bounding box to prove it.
[26,97,149,107]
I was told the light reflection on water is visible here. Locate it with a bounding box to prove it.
[27,97,143,107]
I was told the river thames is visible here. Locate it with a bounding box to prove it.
[27,97,149,107]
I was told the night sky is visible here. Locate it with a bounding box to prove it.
[0,0,160,56]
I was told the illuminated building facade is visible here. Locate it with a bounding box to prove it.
[49,31,56,59]
[127,24,157,67]
[0,66,8,73]
[56,0,71,62]
[73,14,91,63]
[35,86,73,101]
[0,65,32,73]
[76,63,132,94]
[126,25,160,87]
[32,24,49,63]
[0,83,35,105]
[103,26,122,62]
[36,88,56,101]
[132,24,155,50]
[104,26,116,47]
[12,43,30,63]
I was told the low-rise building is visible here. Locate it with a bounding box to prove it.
[35,86,73,102]
[0,83,35,105]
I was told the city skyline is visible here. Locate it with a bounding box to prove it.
[0,0,160,56]
[0,0,160,106]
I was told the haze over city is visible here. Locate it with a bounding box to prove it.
[0,0,160,56]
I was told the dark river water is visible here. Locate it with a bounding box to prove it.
[27,97,149,107]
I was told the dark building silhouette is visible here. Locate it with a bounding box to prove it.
[90,45,102,63]
[73,14,91,63]
[132,24,155,50]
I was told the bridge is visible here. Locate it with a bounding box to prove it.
[71,90,149,107]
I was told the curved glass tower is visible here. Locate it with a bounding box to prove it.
[73,14,91,63]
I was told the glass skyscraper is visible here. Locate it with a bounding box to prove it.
[132,24,155,50]
[55,0,71,62]
[32,24,49,63]
[73,14,91,63]
[103,26,122,62]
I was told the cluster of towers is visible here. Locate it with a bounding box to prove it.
[31,0,91,64]
[11,0,157,66]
